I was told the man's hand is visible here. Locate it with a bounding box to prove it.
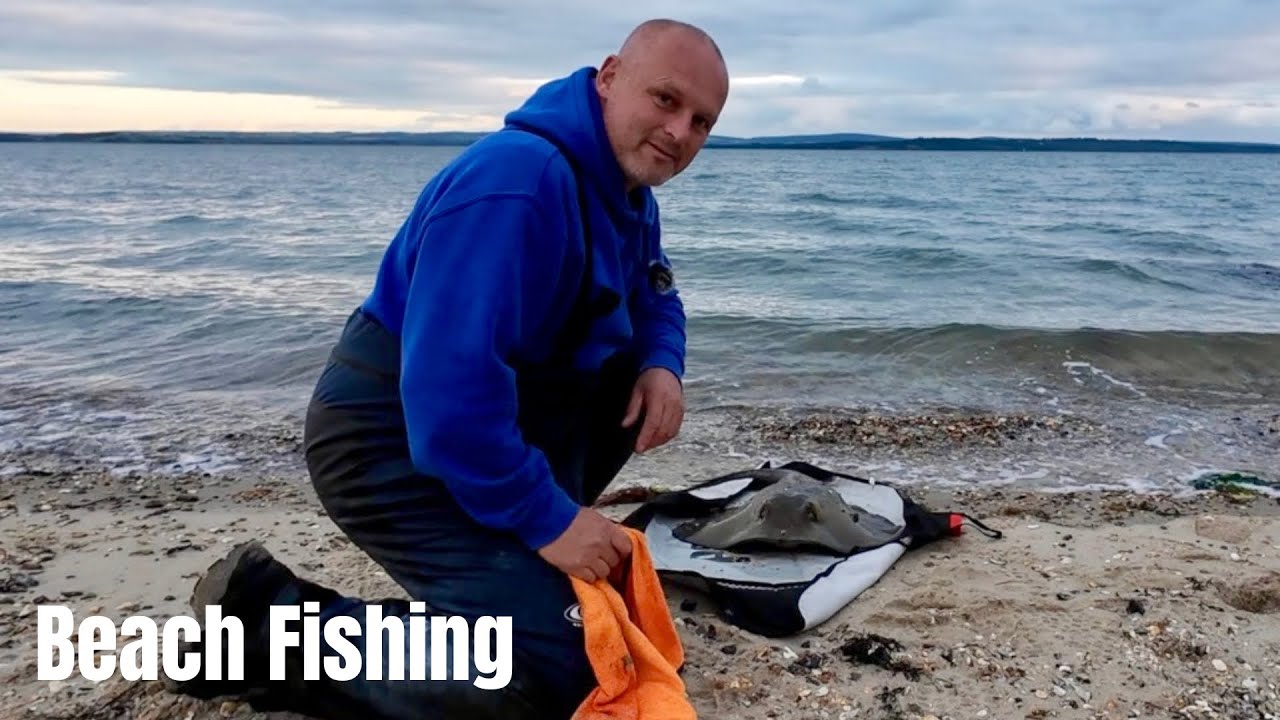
[621,367,684,453]
[537,507,633,583]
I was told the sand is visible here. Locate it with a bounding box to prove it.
[2,431,1279,720]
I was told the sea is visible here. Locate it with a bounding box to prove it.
[2,143,1277,494]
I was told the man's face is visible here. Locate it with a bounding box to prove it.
[596,32,729,190]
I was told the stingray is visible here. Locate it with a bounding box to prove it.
[673,469,903,555]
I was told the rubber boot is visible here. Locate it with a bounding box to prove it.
[168,542,563,720]
[163,541,305,700]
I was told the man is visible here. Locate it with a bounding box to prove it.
[169,17,730,720]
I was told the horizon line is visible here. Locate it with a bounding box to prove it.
[2,128,1278,146]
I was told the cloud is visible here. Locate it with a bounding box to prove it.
[0,72,494,132]
[1,0,1278,140]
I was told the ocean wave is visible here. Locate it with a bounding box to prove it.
[1233,262,1280,288]
[159,213,207,224]
[859,243,983,269]
[784,190,953,211]
[689,317,1280,394]
[1125,229,1233,257]
[1030,220,1234,257]
[1062,256,1206,292]
[784,191,855,204]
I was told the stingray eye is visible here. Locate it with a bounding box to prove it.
[758,505,769,520]
[805,503,819,522]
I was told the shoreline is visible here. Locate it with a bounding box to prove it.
[3,395,1276,499]
[2,429,1279,719]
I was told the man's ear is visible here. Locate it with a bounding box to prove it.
[596,54,621,96]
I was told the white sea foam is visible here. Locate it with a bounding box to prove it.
[1062,361,1147,397]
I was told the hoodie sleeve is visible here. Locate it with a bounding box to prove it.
[628,222,687,380]
[397,188,583,550]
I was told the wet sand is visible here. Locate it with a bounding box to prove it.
[2,411,1279,720]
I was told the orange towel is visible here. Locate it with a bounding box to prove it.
[570,526,696,720]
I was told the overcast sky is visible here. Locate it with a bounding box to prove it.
[3,0,1278,141]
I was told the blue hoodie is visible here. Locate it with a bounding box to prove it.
[359,66,686,550]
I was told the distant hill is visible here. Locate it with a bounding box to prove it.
[736,136,1280,153]
[0,130,1276,153]
[705,132,901,146]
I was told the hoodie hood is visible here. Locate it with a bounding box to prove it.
[503,66,657,229]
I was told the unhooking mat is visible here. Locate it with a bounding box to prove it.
[621,460,1003,638]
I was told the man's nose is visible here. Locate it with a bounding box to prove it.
[664,112,695,145]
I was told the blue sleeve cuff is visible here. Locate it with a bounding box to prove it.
[510,474,581,549]
[638,348,685,383]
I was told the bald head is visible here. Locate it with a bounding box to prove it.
[595,19,730,190]
[618,18,725,65]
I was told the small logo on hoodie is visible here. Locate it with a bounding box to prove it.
[648,261,675,295]
[563,603,583,627]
